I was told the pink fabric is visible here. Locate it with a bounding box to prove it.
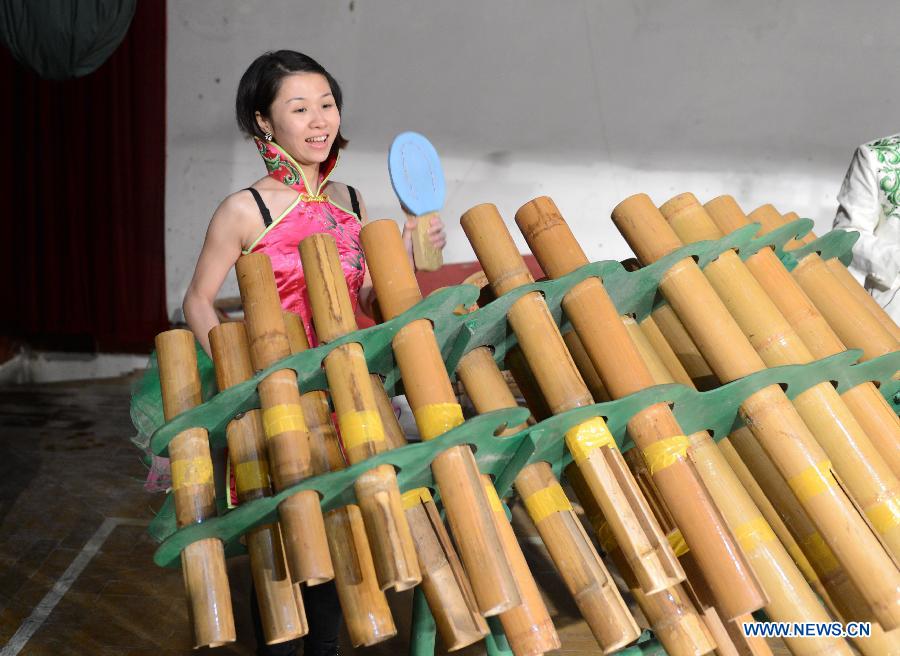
[249,137,365,346]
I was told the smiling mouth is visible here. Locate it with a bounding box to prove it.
[306,135,328,143]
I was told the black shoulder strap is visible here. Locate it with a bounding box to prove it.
[244,187,273,227]
[348,185,361,221]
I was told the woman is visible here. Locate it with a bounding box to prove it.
[184,50,445,354]
[182,50,445,656]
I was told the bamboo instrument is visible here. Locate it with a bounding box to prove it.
[359,219,520,617]
[660,193,900,560]
[282,311,397,647]
[209,322,307,645]
[368,360,490,651]
[156,329,236,648]
[754,204,900,343]
[619,314,853,656]
[299,233,421,592]
[706,196,900,478]
[611,193,900,629]
[566,462,716,656]
[511,198,762,618]
[719,437,900,656]
[235,253,332,584]
[620,447,774,656]
[482,475,561,656]
[747,205,899,361]
[457,343,629,653]
[463,202,690,597]
[505,345,554,423]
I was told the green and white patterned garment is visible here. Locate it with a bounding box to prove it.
[833,134,900,322]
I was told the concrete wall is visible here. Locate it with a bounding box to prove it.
[166,0,900,318]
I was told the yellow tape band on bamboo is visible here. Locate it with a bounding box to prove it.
[523,483,572,525]
[482,480,505,514]
[171,457,214,491]
[234,460,269,495]
[565,417,617,464]
[414,402,465,440]
[401,486,433,510]
[733,516,777,554]
[262,404,307,438]
[787,461,836,503]
[865,496,900,534]
[642,435,690,475]
[801,532,840,574]
[338,409,386,451]
[667,529,690,557]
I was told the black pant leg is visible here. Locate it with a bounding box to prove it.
[302,580,343,656]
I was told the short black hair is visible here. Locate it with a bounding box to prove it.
[235,50,348,156]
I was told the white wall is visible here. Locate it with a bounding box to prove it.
[166,0,900,318]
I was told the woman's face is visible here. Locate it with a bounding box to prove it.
[258,72,340,168]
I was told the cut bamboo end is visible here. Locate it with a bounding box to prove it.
[360,219,423,318]
[517,463,640,653]
[325,506,397,647]
[405,495,489,651]
[248,525,308,644]
[355,464,422,591]
[567,463,715,656]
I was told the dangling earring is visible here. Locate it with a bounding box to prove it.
[264,131,273,142]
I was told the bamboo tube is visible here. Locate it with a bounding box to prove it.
[661,194,900,560]
[457,344,621,654]
[747,204,899,361]
[826,258,900,342]
[156,329,236,648]
[613,194,900,629]
[518,462,640,653]
[720,437,900,656]
[619,448,764,656]
[637,316,696,388]
[464,203,693,602]
[299,234,421,592]
[562,330,611,401]
[567,463,716,656]
[209,322,307,644]
[505,345,554,422]
[650,304,719,390]
[369,368,490,652]
[620,316,852,656]
[359,219,520,617]
[369,375,409,450]
[282,312,397,648]
[235,253,332,585]
[706,196,900,478]
[403,490,490,651]
[751,204,900,343]
[512,198,762,618]
[327,503,398,647]
[482,476,561,656]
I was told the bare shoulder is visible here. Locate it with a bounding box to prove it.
[327,180,368,221]
[209,187,263,248]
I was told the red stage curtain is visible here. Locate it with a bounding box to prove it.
[0,0,167,353]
